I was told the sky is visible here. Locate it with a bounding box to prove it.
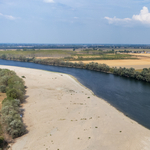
[1,0,150,44]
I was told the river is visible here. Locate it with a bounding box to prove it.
[0,59,150,129]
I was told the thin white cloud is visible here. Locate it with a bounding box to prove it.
[43,0,55,3]
[105,6,150,26]
[0,13,16,20]
[105,16,131,24]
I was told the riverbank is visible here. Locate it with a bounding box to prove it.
[0,65,150,150]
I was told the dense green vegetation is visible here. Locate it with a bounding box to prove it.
[0,49,135,61]
[0,69,26,149]
[0,49,71,58]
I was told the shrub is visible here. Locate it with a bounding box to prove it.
[2,99,20,111]
[0,69,15,77]
[1,99,25,139]
[6,89,19,99]
[0,136,4,147]
[6,89,24,102]
[0,69,26,139]
[0,85,6,93]
[0,76,10,86]
[7,75,24,86]
[9,120,25,138]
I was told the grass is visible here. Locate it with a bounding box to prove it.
[0,49,136,61]
[0,49,73,58]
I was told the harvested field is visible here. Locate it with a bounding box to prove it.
[37,53,150,69]
[131,53,150,58]
[70,57,150,69]
[36,57,63,59]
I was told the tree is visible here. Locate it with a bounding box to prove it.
[1,54,6,59]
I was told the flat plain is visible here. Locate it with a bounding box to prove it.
[2,49,150,69]
[70,54,150,69]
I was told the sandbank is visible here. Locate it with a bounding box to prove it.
[0,65,150,150]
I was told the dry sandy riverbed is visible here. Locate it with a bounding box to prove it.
[0,65,150,150]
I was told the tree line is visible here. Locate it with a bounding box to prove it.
[1,54,150,83]
[0,69,26,149]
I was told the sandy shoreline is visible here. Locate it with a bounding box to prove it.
[0,65,150,150]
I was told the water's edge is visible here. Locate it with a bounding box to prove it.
[0,59,150,130]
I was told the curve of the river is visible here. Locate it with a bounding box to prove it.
[0,59,150,129]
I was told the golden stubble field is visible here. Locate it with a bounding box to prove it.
[70,54,150,70]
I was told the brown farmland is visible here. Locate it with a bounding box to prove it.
[70,54,150,70]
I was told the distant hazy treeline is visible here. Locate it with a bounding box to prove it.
[1,43,150,50]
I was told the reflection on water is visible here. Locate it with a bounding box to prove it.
[1,59,150,129]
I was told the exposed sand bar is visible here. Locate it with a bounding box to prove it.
[0,65,150,150]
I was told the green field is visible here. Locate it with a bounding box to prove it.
[0,49,136,61]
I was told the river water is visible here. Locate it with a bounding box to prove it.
[0,59,150,129]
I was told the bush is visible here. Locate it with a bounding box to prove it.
[1,99,25,139]
[0,85,6,93]
[9,120,25,138]
[0,69,15,77]
[6,89,24,102]
[6,89,19,99]
[0,76,10,86]
[7,75,24,86]
[0,69,26,139]
[0,136,4,147]
[2,99,20,110]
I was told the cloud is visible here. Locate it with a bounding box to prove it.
[0,13,16,20]
[43,0,55,3]
[105,16,131,24]
[105,6,150,26]
[132,6,150,24]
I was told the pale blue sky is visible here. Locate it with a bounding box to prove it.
[0,0,150,44]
